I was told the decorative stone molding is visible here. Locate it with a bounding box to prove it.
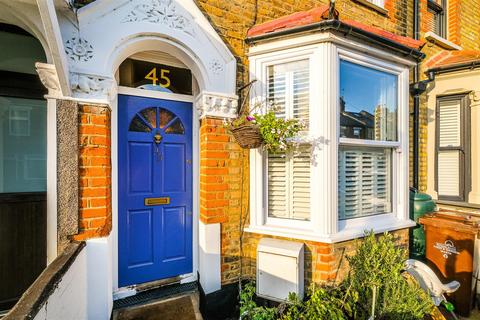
[35,62,62,98]
[208,59,224,75]
[70,72,115,101]
[470,91,480,102]
[195,91,238,119]
[122,0,195,36]
[65,36,94,62]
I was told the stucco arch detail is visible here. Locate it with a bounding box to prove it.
[61,0,238,115]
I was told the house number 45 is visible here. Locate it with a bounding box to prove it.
[145,68,171,88]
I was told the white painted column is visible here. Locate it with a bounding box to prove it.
[199,221,221,294]
[87,236,114,319]
[36,63,62,264]
[46,97,58,264]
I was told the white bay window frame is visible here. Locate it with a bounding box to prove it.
[248,34,414,243]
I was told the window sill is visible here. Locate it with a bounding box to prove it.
[424,32,462,50]
[353,0,388,15]
[436,200,480,210]
[245,217,415,244]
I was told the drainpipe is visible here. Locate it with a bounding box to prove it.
[412,0,420,190]
[411,1,436,191]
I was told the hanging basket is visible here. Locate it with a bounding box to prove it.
[230,124,263,149]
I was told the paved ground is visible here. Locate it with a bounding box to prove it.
[459,308,480,320]
[112,293,202,320]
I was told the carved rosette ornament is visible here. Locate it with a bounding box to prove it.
[70,72,115,101]
[122,0,195,36]
[208,59,224,75]
[35,62,62,98]
[196,92,238,119]
[65,37,94,62]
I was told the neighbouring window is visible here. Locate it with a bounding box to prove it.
[427,0,447,38]
[339,60,398,220]
[367,0,385,8]
[266,60,311,221]
[435,94,470,202]
[0,97,47,193]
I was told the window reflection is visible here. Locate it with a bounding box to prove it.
[340,60,398,141]
[0,97,46,192]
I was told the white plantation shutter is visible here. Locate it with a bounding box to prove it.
[268,60,309,127]
[367,0,385,7]
[267,153,288,218]
[439,101,461,147]
[436,96,469,200]
[292,68,309,128]
[268,146,311,220]
[268,68,286,118]
[266,60,310,221]
[438,151,460,196]
[338,147,391,219]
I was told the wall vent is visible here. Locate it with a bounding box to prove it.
[256,238,304,302]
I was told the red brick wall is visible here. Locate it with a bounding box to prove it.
[68,0,418,286]
[74,105,112,241]
[199,118,245,225]
[240,230,409,286]
[196,0,415,286]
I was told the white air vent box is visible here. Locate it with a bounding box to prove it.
[256,238,304,302]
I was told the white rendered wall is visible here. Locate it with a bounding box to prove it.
[33,249,88,320]
[199,221,221,294]
[87,236,114,319]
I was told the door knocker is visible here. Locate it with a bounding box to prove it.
[154,132,163,144]
[154,132,163,161]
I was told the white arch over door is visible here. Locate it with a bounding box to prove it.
[60,0,237,102]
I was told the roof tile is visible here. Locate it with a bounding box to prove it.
[427,50,480,69]
[247,6,424,50]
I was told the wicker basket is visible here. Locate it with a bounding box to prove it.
[230,124,263,149]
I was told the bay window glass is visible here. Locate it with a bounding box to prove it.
[339,60,398,220]
[266,60,311,221]
[340,60,397,141]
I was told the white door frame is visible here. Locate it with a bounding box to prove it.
[112,85,200,296]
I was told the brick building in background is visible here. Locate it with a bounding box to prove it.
[0,0,478,319]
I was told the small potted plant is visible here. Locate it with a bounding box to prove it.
[228,101,305,153]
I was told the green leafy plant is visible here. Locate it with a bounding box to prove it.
[240,283,277,320]
[344,231,435,320]
[226,102,305,153]
[253,111,304,153]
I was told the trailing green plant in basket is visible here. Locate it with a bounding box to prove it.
[253,111,305,154]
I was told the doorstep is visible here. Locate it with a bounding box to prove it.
[112,293,202,320]
[112,282,201,320]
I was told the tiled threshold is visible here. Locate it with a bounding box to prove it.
[113,281,198,310]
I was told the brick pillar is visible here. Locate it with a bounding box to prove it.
[199,118,242,224]
[74,105,112,241]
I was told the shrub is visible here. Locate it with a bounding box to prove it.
[238,231,435,320]
[344,231,435,319]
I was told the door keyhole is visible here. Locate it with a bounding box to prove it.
[154,132,163,161]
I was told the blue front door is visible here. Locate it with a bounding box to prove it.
[118,94,193,287]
